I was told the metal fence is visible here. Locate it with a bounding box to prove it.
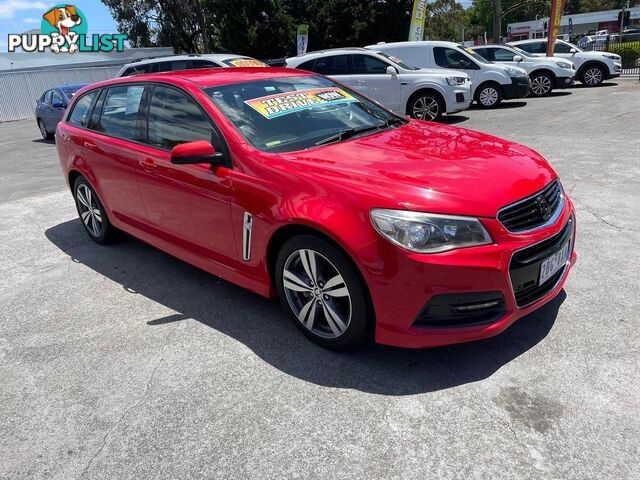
[580,38,640,75]
[0,66,120,122]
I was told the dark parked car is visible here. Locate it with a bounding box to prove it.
[35,84,87,140]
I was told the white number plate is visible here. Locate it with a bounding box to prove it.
[539,240,571,285]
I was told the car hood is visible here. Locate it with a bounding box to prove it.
[580,50,620,60]
[276,121,556,217]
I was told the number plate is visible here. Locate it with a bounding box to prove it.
[539,240,571,285]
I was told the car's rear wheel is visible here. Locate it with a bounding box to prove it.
[475,83,503,108]
[408,91,443,121]
[275,235,372,350]
[38,119,53,141]
[530,72,554,96]
[73,176,115,244]
[581,65,605,86]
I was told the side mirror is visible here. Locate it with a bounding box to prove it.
[170,141,224,165]
[52,101,67,109]
[386,65,398,76]
[570,48,577,54]
[512,55,523,63]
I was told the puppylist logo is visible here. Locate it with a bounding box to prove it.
[8,4,127,54]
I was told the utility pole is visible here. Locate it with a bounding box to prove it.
[620,1,630,34]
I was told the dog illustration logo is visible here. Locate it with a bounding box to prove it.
[41,5,85,53]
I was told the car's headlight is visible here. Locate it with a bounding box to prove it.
[556,61,573,69]
[370,209,492,253]
[604,54,620,60]
[505,67,526,77]
[446,76,467,86]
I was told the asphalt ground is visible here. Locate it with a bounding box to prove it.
[1,77,639,479]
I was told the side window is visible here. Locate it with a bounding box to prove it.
[191,60,219,69]
[474,48,491,61]
[99,85,145,141]
[88,89,106,132]
[313,55,349,75]
[67,91,98,128]
[43,91,53,104]
[152,62,173,73]
[434,47,475,69]
[296,59,316,71]
[493,48,516,61]
[147,86,220,150]
[522,42,546,54]
[351,55,390,74]
[51,90,64,105]
[170,60,188,71]
[122,64,150,76]
[554,42,573,53]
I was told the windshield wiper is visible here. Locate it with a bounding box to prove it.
[314,118,406,146]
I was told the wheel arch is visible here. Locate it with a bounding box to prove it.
[529,67,557,83]
[576,60,607,78]
[473,80,503,101]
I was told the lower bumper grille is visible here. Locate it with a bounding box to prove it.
[509,215,574,308]
[414,292,506,328]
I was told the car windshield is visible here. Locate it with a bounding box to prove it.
[222,58,268,67]
[459,47,490,64]
[205,75,402,153]
[61,85,84,98]
[376,51,420,70]
[512,46,536,58]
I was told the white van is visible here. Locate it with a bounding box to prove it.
[366,41,530,108]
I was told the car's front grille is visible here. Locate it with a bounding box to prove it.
[498,180,563,233]
[509,215,574,307]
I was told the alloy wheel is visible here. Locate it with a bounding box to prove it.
[479,87,499,106]
[531,75,552,95]
[282,249,352,339]
[584,67,603,86]
[76,184,103,238]
[412,96,440,120]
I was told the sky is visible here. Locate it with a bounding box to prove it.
[0,0,118,51]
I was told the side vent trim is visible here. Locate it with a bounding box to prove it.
[242,212,253,261]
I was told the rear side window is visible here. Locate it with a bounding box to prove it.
[520,42,546,54]
[313,55,349,75]
[44,91,53,104]
[492,48,516,61]
[554,42,573,53]
[99,85,145,141]
[296,59,316,71]
[147,86,219,150]
[351,55,390,74]
[191,60,219,69]
[67,91,98,128]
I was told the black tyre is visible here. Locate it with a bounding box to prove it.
[73,176,115,244]
[475,82,504,108]
[581,65,605,86]
[530,72,554,96]
[407,91,444,121]
[38,119,53,141]
[275,235,373,350]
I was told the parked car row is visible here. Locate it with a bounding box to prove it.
[35,38,623,140]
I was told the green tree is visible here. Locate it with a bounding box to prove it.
[426,0,468,42]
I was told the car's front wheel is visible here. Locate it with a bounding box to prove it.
[275,235,372,350]
[408,91,444,121]
[475,83,504,108]
[530,72,554,96]
[73,176,115,244]
[581,65,605,86]
[38,119,53,141]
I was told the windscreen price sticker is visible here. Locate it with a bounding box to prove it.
[245,87,358,119]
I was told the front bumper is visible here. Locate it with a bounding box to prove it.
[556,75,575,88]
[361,197,576,348]
[503,76,530,99]
[444,87,472,114]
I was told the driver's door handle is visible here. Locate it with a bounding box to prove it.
[138,158,157,172]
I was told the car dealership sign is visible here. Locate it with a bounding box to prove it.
[7,4,127,53]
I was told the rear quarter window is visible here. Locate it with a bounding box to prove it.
[67,91,98,128]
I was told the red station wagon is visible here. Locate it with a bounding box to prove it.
[56,68,576,350]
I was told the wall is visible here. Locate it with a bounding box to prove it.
[0,66,119,122]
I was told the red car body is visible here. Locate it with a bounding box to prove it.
[56,68,576,348]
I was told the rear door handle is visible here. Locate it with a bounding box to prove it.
[83,141,96,150]
[138,158,157,171]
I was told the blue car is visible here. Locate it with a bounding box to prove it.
[35,83,87,140]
